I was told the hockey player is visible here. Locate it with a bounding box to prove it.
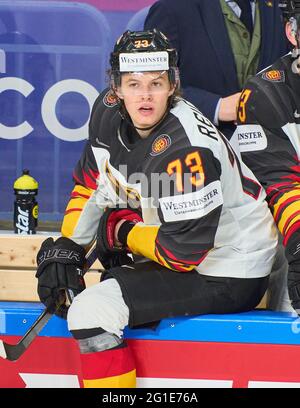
[233,0,300,313]
[35,30,278,388]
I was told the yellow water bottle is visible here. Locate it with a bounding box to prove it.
[13,169,38,234]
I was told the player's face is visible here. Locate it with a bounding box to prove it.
[116,71,175,136]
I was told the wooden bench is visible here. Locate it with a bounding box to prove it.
[0,231,266,307]
[0,232,102,302]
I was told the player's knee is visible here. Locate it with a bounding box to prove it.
[67,289,109,332]
[67,279,129,337]
[67,293,89,331]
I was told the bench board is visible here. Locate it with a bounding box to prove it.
[0,302,300,388]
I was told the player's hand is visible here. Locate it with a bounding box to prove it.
[36,237,86,318]
[218,92,242,122]
[96,207,142,269]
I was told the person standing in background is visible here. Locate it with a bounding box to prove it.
[233,0,300,312]
[144,0,287,139]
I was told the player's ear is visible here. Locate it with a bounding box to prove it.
[286,21,298,47]
[168,84,176,97]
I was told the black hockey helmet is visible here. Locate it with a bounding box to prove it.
[279,0,300,17]
[110,29,179,88]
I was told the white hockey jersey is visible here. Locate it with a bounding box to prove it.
[62,89,278,279]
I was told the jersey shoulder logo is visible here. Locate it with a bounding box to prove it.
[262,70,285,83]
[103,90,119,108]
[150,134,171,156]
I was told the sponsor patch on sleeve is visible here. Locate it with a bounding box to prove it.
[262,70,285,83]
[159,180,223,222]
[236,124,267,152]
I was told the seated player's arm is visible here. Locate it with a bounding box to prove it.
[235,84,300,245]
[61,140,103,248]
[236,82,300,310]
[123,147,223,272]
[61,92,111,247]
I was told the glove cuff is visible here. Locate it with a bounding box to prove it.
[117,221,136,245]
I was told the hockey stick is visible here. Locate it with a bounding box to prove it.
[0,242,99,362]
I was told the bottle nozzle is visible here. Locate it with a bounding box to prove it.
[14,169,38,191]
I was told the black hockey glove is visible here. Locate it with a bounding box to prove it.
[285,230,300,313]
[96,207,143,269]
[36,237,86,319]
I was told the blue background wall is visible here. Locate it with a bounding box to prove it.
[0,0,155,221]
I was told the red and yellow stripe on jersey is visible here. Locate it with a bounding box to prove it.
[267,181,300,245]
[127,224,208,272]
[61,184,93,239]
